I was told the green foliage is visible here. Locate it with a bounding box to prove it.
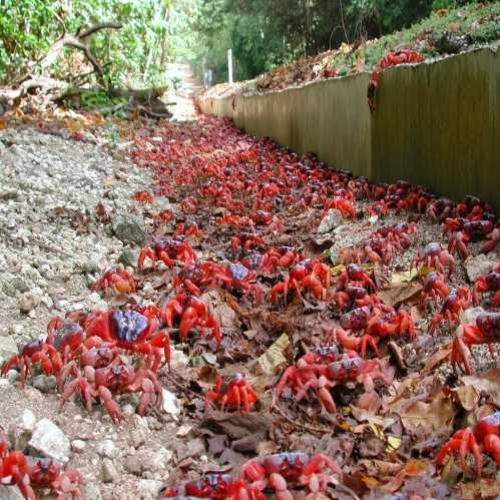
[170,0,491,84]
[0,0,172,88]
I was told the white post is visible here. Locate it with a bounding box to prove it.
[228,49,234,84]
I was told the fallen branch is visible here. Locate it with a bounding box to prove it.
[0,21,123,106]
[35,22,123,86]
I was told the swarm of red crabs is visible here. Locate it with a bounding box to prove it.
[3,99,499,498]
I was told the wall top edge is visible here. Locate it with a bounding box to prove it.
[198,42,499,104]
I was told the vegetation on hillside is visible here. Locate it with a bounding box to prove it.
[198,1,500,96]
[169,0,498,84]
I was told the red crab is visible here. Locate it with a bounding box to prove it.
[334,307,416,356]
[420,271,449,306]
[447,231,470,259]
[132,191,154,203]
[321,196,356,218]
[29,457,84,499]
[61,361,163,423]
[1,340,62,386]
[1,435,36,499]
[445,219,495,258]
[230,233,266,255]
[241,452,342,499]
[368,50,425,111]
[205,373,258,412]
[428,287,472,334]
[473,264,500,306]
[481,226,500,254]
[165,293,221,345]
[413,242,455,276]
[85,309,170,371]
[261,247,304,273]
[1,432,84,500]
[331,285,381,310]
[337,264,377,293]
[436,411,500,476]
[271,259,331,303]
[203,262,264,304]
[91,267,136,295]
[451,312,500,374]
[273,354,393,413]
[160,474,245,498]
[138,237,196,270]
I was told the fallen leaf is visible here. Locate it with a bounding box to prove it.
[386,435,402,452]
[458,478,500,500]
[400,391,454,435]
[381,459,429,493]
[202,410,273,440]
[390,268,419,284]
[378,282,422,307]
[256,333,289,375]
[422,344,452,374]
[452,385,480,411]
[351,406,397,429]
[461,368,500,406]
[361,475,380,489]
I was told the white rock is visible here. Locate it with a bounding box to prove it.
[101,458,119,483]
[317,208,343,234]
[0,337,18,358]
[176,425,193,438]
[71,439,86,452]
[17,291,40,313]
[170,348,188,370]
[29,418,70,463]
[19,409,36,431]
[96,439,118,459]
[161,389,181,420]
[0,486,24,500]
[465,254,496,282]
[138,479,163,500]
[9,409,36,450]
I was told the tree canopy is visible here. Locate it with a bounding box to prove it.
[169,0,482,83]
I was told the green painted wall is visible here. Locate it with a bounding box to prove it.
[198,46,500,213]
[372,46,499,213]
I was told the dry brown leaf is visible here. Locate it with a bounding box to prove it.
[400,391,454,435]
[448,21,460,32]
[422,343,452,374]
[202,410,273,440]
[452,385,480,411]
[351,406,397,429]
[390,268,419,284]
[255,333,289,375]
[461,368,500,406]
[378,282,422,307]
[361,475,380,489]
[0,117,7,129]
[459,478,500,500]
[381,459,429,493]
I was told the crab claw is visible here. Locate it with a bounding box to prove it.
[137,248,156,270]
[436,428,482,475]
[450,336,473,374]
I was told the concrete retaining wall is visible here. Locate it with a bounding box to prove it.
[198,46,500,214]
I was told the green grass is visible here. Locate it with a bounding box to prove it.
[326,2,500,77]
